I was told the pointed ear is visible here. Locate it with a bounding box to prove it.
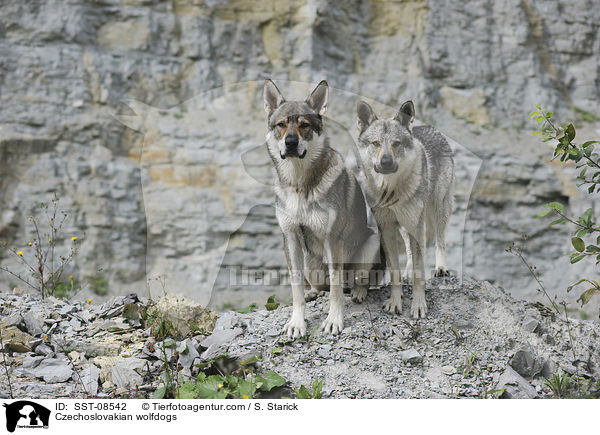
[306,80,329,116]
[357,100,377,133]
[394,100,415,131]
[264,79,285,116]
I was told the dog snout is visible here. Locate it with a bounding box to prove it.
[380,153,393,169]
[285,134,299,148]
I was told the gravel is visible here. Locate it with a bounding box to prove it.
[1,276,599,399]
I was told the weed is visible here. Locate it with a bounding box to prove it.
[0,331,14,399]
[295,379,323,399]
[235,303,258,314]
[89,277,109,296]
[545,373,573,398]
[462,352,479,377]
[0,194,81,299]
[265,295,280,311]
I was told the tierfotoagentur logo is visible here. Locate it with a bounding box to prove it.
[2,401,50,432]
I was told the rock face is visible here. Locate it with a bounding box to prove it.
[0,0,599,307]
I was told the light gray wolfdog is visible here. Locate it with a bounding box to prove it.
[263,79,382,337]
[356,99,455,318]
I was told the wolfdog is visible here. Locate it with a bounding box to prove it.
[263,79,381,337]
[356,99,454,318]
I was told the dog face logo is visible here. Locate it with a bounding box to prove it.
[357,99,418,175]
[3,401,50,432]
[263,79,328,160]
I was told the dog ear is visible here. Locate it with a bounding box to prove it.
[394,100,415,131]
[264,79,285,116]
[306,80,329,116]
[357,100,377,133]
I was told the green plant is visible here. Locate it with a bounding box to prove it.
[235,302,258,314]
[89,276,109,296]
[545,373,573,398]
[0,331,14,399]
[0,194,81,298]
[462,352,479,377]
[265,295,280,311]
[154,369,286,399]
[573,106,600,124]
[53,278,79,299]
[295,379,323,399]
[531,106,600,312]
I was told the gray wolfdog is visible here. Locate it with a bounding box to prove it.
[356,100,455,318]
[263,79,381,337]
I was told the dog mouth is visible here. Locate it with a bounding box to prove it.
[374,164,398,174]
[280,149,307,160]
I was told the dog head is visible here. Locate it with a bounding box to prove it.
[263,79,328,160]
[356,100,418,175]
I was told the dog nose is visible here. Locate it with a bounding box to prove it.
[285,134,299,147]
[380,154,393,168]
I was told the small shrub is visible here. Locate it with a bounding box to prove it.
[0,194,81,299]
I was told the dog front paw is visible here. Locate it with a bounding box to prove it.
[383,296,403,315]
[283,316,307,338]
[351,286,368,303]
[320,312,344,335]
[434,266,450,277]
[410,294,427,318]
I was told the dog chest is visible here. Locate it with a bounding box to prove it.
[276,187,330,238]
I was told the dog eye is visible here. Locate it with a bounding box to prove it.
[276,122,286,128]
[392,142,401,149]
[372,142,381,148]
[299,122,310,129]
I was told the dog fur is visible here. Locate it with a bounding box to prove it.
[264,79,381,337]
[356,99,455,318]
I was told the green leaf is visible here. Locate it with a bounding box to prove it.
[236,378,257,399]
[570,254,585,264]
[312,379,323,399]
[549,217,567,226]
[240,355,260,366]
[152,386,166,399]
[564,124,576,141]
[271,346,283,355]
[235,302,258,314]
[531,131,541,136]
[176,381,197,399]
[567,278,600,292]
[265,295,280,311]
[547,202,564,213]
[530,111,541,118]
[536,209,554,218]
[295,385,312,399]
[572,237,586,252]
[225,375,239,389]
[577,288,600,307]
[257,370,286,392]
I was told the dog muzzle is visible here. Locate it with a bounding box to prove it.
[280,148,307,159]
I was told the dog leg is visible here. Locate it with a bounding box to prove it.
[381,224,403,315]
[350,232,380,303]
[304,252,328,301]
[434,234,449,277]
[282,232,307,338]
[434,199,451,278]
[409,223,427,318]
[321,236,344,335]
[400,227,413,284]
